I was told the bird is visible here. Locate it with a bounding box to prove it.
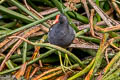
[48,14,75,47]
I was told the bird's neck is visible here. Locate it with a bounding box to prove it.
[61,20,69,26]
[57,23,69,32]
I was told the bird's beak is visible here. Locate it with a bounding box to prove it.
[53,14,60,24]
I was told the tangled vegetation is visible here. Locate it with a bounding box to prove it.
[0,0,120,80]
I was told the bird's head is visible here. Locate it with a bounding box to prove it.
[53,14,68,24]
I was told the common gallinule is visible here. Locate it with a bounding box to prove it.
[48,14,75,47]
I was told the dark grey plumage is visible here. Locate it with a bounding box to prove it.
[48,14,75,47]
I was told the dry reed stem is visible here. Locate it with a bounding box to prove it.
[0,25,41,71]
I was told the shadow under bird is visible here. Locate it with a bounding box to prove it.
[48,14,75,47]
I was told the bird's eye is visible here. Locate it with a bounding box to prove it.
[50,28,52,31]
